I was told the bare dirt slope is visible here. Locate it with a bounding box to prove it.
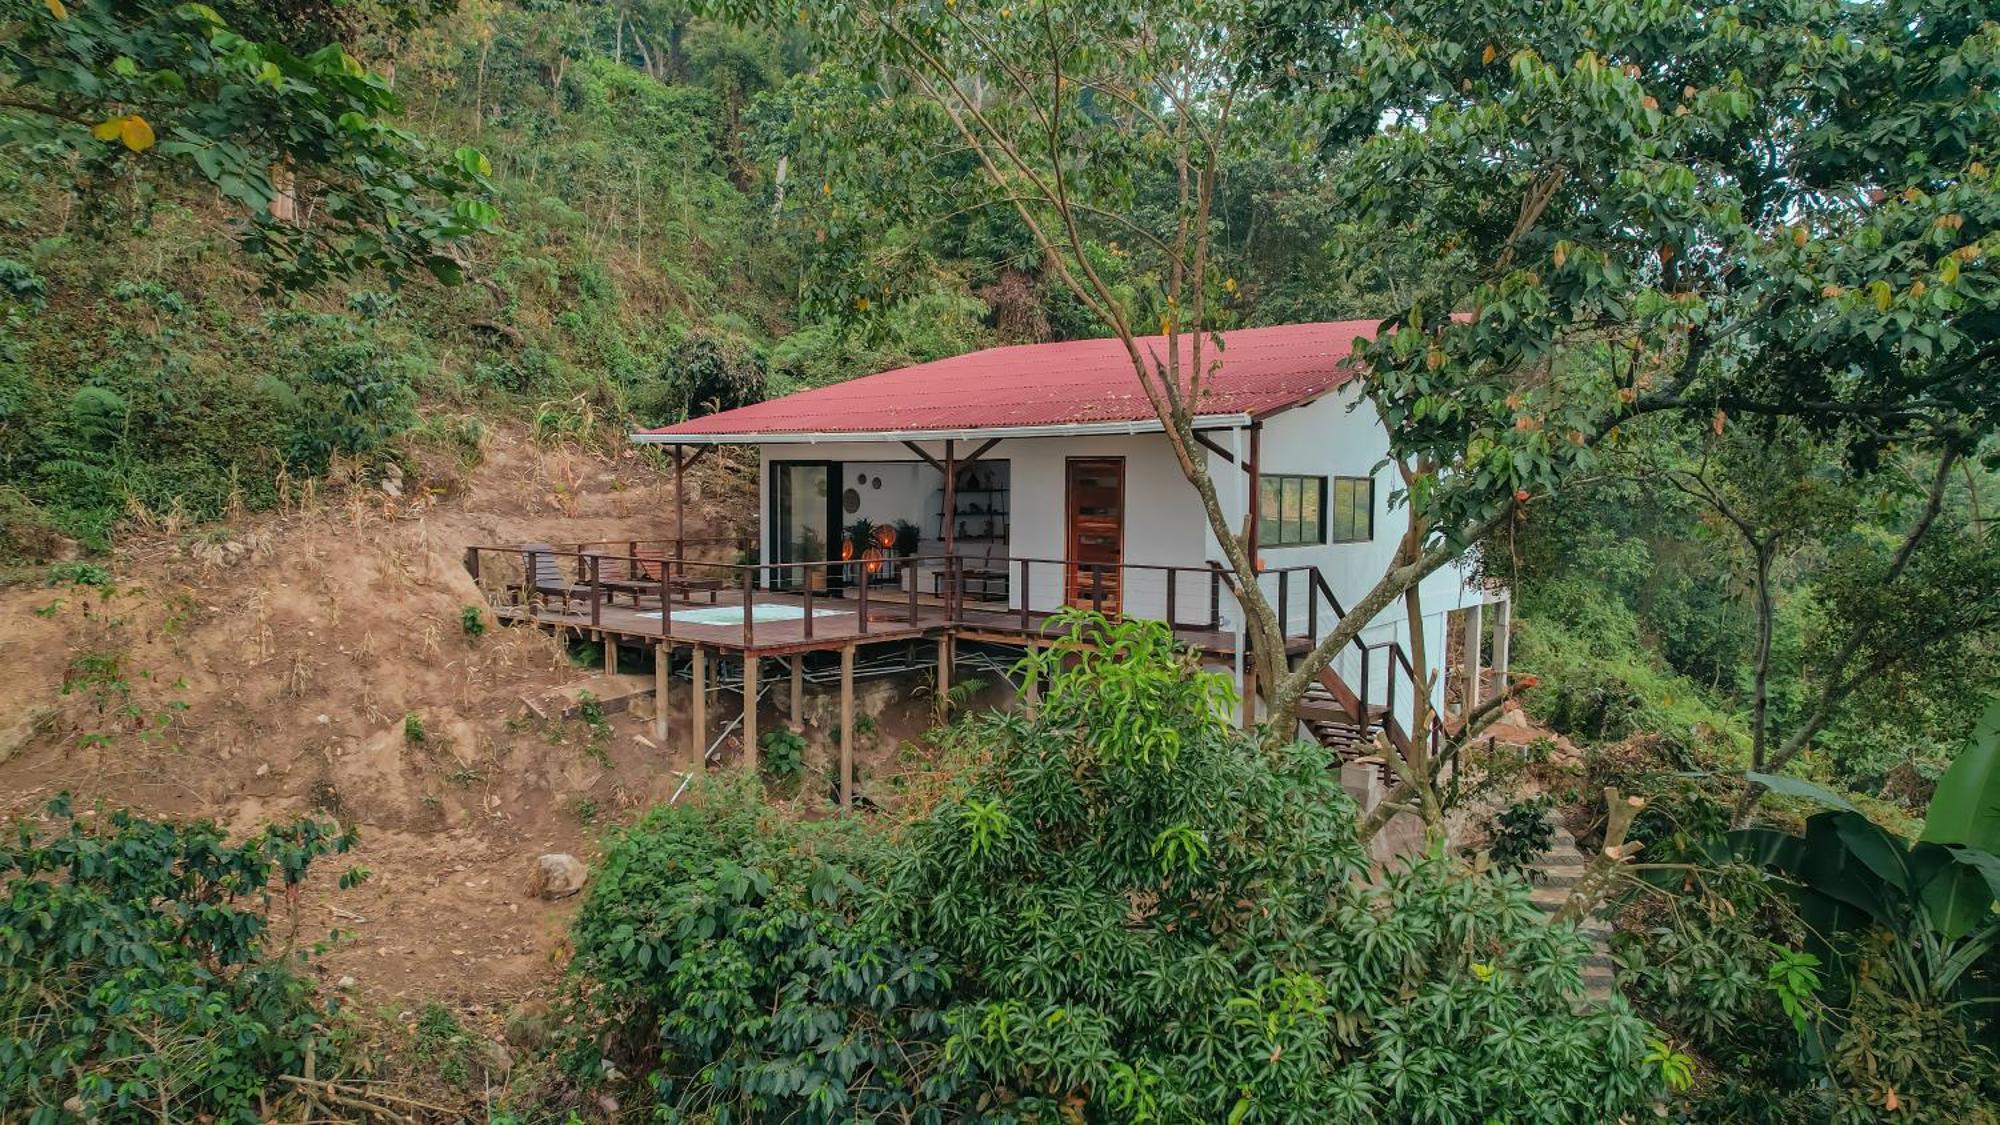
[0,427,753,1007]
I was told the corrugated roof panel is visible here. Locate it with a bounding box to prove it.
[634,320,1376,439]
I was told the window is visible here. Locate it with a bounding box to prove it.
[1330,475,1374,542]
[1258,475,1325,547]
[1257,474,1372,547]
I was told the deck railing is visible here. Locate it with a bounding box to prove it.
[464,541,1441,748]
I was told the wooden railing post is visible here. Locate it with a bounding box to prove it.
[1277,570,1290,641]
[588,554,602,628]
[1307,570,1320,647]
[741,569,754,647]
[464,547,480,582]
[803,565,815,640]
[1020,559,1031,631]
[857,564,871,636]
[1359,646,1372,726]
[907,555,919,625]
[1209,564,1222,629]
[1166,567,1178,630]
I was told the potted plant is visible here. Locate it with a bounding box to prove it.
[892,520,922,589]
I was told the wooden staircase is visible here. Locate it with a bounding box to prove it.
[1298,667,1399,783]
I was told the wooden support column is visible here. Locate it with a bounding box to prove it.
[941,439,957,559]
[790,655,804,720]
[1492,594,1513,690]
[1241,663,1256,732]
[603,633,617,681]
[742,655,759,772]
[1023,641,1040,717]
[1461,602,1484,717]
[936,635,952,700]
[653,643,670,744]
[1247,421,1263,572]
[691,644,708,763]
[839,644,856,809]
[672,444,686,571]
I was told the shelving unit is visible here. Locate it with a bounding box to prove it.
[936,486,1010,543]
[936,472,1010,602]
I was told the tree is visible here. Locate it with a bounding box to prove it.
[1,0,497,290]
[715,0,2000,804]
[561,615,1682,1122]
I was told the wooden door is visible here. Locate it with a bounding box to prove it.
[1065,457,1125,613]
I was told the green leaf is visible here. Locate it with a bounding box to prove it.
[1920,699,2000,852]
[1746,772,1856,812]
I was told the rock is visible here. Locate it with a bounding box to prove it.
[527,853,588,900]
[337,975,357,990]
[478,1038,513,1075]
[503,1001,554,1050]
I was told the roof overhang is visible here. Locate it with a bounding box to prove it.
[629,412,1258,447]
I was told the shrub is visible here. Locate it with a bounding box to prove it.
[561,772,958,1121]
[0,797,362,1120]
[402,712,425,743]
[760,726,806,778]
[1483,794,1557,875]
[561,613,1675,1122]
[459,604,486,638]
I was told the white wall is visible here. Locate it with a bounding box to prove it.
[753,407,1498,733]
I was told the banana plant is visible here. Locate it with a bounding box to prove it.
[1718,703,2000,1009]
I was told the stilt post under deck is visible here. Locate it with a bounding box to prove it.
[1241,663,1257,732]
[839,644,856,809]
[790,655,803,719]
[743,655,760,772]
[1492,594,1512,692]
[654,643,670,744]
[691,644,708,764]
[1023,641,1040,717]
[1461,602,1485,717]
[936,635,952,702]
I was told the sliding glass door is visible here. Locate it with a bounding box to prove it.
[770,461,839,591]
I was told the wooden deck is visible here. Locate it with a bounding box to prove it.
[494,588,1310,659]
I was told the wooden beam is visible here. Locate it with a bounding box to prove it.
[962,437,1002,465]
[839,644,856,809]
[790,655,804,719]
[900,441,945,473]
[691,644,707,763]
[743,655,760,772]
[1191,429,1243,468]
[679,446,712,473]
[936,635,952,701]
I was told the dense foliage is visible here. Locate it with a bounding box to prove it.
[0,796,361,1122]
[561,615,1676,1122]
[2,0,495,289]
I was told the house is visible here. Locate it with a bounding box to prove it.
[607,320,1507,781]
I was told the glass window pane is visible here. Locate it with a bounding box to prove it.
[1259,478,1281,545]
[1280,478,1302,545]
[1300,479,1322,544]
[1332,478,1356,540]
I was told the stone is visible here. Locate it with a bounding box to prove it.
[337,975,357,990]
[502,1001,554,1050]
[527,853,588,900]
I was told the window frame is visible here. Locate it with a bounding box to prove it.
[1257,473,1328,549]
[1329,474,1375,543]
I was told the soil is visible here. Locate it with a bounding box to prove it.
[0,426,948,1017]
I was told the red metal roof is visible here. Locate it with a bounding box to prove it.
[633,320,1378,442]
